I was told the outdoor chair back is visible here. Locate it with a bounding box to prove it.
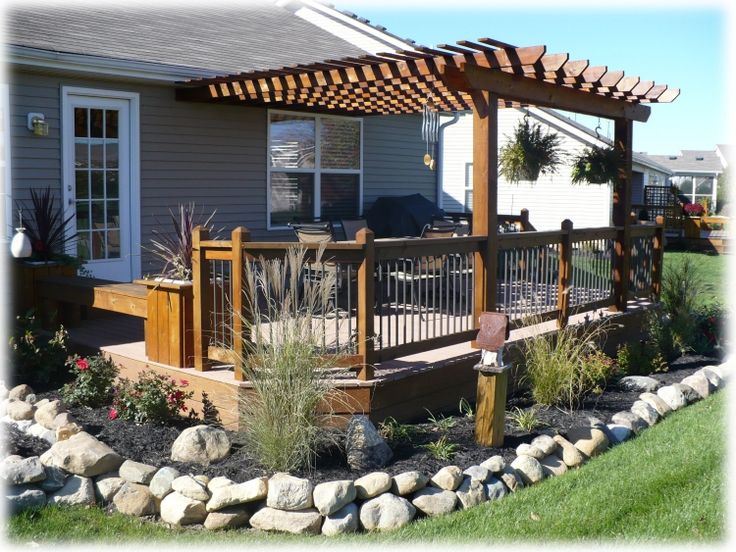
[419,222,457,271]
[340,218,368,241]
[290,222,334,244]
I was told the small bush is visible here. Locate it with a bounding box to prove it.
[692,303,727,356]
[379,416,417,443]
[425,409,456,433]
[200,391,222,428]
[9,312,69,389]
[458,397,474,419]
[61,354,119,408]
[507,406,545,432]
[111,371,193,424]
[616,338,668,377]
[423,436,459,461]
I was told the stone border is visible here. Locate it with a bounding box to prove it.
[2,362,730,535]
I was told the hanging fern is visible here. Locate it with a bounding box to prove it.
[499,117,564,183]
[571,146,621,185]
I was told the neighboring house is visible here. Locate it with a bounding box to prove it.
[439,108,672,230]
[3,0,434,281]
[647,149,727,212]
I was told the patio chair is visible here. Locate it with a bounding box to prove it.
[289,221,334,244]
[339,218,367,241]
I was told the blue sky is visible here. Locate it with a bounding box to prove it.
[340,1,727,155]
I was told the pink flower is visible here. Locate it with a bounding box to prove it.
[108,408,118,420]
[76,358,90,371]
[180,379,189,387]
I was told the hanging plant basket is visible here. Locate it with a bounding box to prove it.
[499,117,564,183]
[571,146,621,185]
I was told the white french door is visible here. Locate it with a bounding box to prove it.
[62,88,139,281]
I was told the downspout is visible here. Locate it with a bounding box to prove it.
[436,112,462,210]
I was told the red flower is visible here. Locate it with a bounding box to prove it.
[180,379,189,387]
[108,408,118,420]
[181,405,188,412]
[76,358,90,371]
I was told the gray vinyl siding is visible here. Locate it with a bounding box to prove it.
[9,68,436,276]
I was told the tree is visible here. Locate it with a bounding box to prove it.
[716,169,729,214]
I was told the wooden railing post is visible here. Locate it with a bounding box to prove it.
[356,228,375,381]
[231,227,250,381]
[520,208,530,231]
[611,118,633,312]
[557,219,573,328]
[192,226,212,371]
[652,215,665,300]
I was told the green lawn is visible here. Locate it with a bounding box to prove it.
[664,250,726,305]
[7,391,726,544]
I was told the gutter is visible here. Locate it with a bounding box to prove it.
[436,112,462,210]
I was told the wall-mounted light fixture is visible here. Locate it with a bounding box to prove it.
[10,210,32,258]
[27,112,49,136]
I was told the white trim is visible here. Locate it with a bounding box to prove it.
[8,45,216,83]
[1,84,12,243]
[61,86,141,280]
[266,109,363,231]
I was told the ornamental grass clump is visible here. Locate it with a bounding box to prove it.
[499,117,564,183]
[235,245,350,473]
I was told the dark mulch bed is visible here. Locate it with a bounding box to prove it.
[18,355,717,484]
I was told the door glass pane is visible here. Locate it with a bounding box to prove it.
[270,172,314,226]
[74,108,88,137]
[676,177,694,195]
[107,230,120,257]
[75,202,90,230]
[90,109,104,138]
[75,171,89,198]
[91,201,105,226]
[77,232,91,259]
[90,141,104,168]
[105,110,118,138]
[270,114,315,168]
[695,177,713,195]
[320,174,359,219]
[106,171,119,199]
[106,201,119,227]
[91,230,106,259]
[106,142,118,169]
[320,119,360,169]
[91,171,104,198]
[75,142,89,169]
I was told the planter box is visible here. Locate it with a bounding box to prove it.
[683,216,703,239]
[135,278,194,368]
[12,259,77,318]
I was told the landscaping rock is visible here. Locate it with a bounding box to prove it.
[49,475,96,506]
[95,474,125,503]
[113,482,157,516]
[6,400,34,421]
[194,474,210,486]
[657,385,687,410]
[531,434,558,456]
[680,373,714,399]
[498,466,525,492]
[345,415,393,470]
[552,435,586,468]
[170,425,231,465]
[56,422,83,442]
[53,412,76,428]
[480,455,506,474]
[40,465,68,492]
[160,491,207,526]
[6,484,46,512]
[565,426,609,457]
[455,477,487,509]
[207,476,234,491]
[149,467,180,499]
[0,455,46,484]
[431,465,464,489]
[267,472,313,511]
[540,455,568,477]
[611,411,648,434]
[672,383,700,404]
[511,455,545,485]
[204,505,251,530]
[313,479,356,516]
[119,459,158,485]
[606,424,633,445]
[462,465,490,484]
[639,392,672,418]
[9,384,34,401]
[359,493,416,531]
[354,472,392,499]
[631,400,660,427]
[321,502,359,536]
[28,423,56,444]
[40,431,123,477]
[206,476,267,511]
[250,507,322,535]
[516,443,545,460]
[392,470,429,495]
[411,486,457,516]
[34,400,65,430]
[25,394,37,405]
[172,475,210,501]
[709,363,730,382]
[618,375,661,393]
[484,477,508,501]
[698,367,724,390]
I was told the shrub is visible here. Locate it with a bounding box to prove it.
[507,406,545,432]
[521,319,618,411]
[425,409,456,433]
[499,117,564,183]
[111,371,193,424]
[616,341,668,377]
[692,303,727,356]
[236,246,350,472]
[8,312,69,389]
[61,354,119,408]
[423,436,459,461]
[378,416,417,443]
[200,391,222,428]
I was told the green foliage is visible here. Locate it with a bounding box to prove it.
[458,397,474,419]
[8,312,69,389]
[521,319,618,410]
[61,354,119,408]
[570,146,620,185]
[506,406,545,432]
[423,436,459,461]
[111,371,193,424]
[237,246,349,472]
[378,416,417,443]
[716,168,729,214]
[499,117,564,183]
[199,391,222,428]
[615,340,668,377]
[425,408,456,433]
[20,188,77,261]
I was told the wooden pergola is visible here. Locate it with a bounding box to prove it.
[176,37,678,324]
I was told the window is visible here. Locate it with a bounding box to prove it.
[464,163,473,211]
[268,112,361,228]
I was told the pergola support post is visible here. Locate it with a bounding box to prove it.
[612,118,633,312]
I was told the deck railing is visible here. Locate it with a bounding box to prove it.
[190,217,663,381]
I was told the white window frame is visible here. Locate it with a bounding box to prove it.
[266,109,363,230]
[1,83,11,243]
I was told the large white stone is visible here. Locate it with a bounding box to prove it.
[540,455,568,477]
[312,479,356,516]
[480,455,506,474]
[455,477,487,509]
[40,466,68,492]
[565,426,609,457]
[657,385,687,410]
[498,465,525,492]
[113,482,157,516]
[698,367,724,390]
[516,443,545,460]
[354,472,392,499]
[6,484,46,512]
[681,373,714,399]
[6,400,34,421]
[611,411,648,434]
[266,472,313,511]
[631,400,660,427]
[34,399,65,430]
[552,435,585,467]
[411,486,457,516]
[0,455,46,484]
[95,474,125,503]
[48,475,96,506]
[250,507,322,535]
[359,493,415,531]
[511,455,545,485]
[321,502,359,536]
[618,375,661,393]
[606,424,633,445]
[160,491,207,526]
[207,476,234,491]
[40,431,123,477]
[204,506,251,530]
[531,434,558,456]
[172,475,210,501]
[345,416,393,470]
[461,465,490,484]
[431,465,464,490]
[206,476,268,511]
[8,384,34,401]
[392,471,428,495]
[484,477,508,501]
[170,425,231,465]
[672,383,700,404]
[28,423,56,444]
[149,466,180,499]
[119,459,158,485]
[639,392,672,418]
